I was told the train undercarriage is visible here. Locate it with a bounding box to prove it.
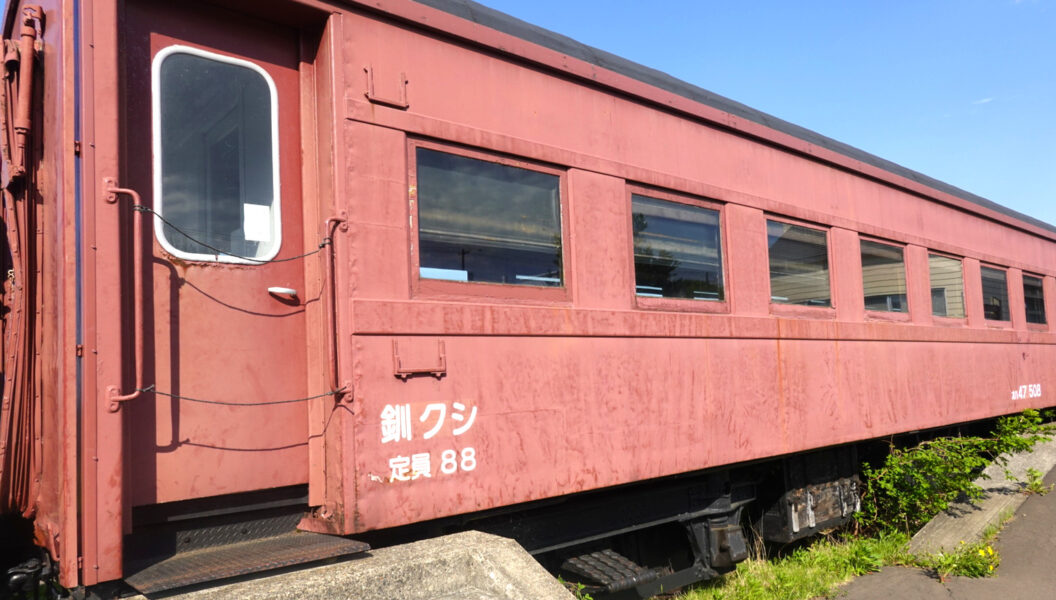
[4,444,861,599]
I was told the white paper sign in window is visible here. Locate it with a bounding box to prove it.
[243,204,272,243]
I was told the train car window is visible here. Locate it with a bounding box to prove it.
[928,254,965,318]
[415,147,563,287]
[980,266,1010,321]
[152,46,280,263]
[631,194,723,301]
[766,221,831,306]
[1024,275,1047,324]
[860,240,907,312]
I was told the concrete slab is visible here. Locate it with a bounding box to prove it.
[907,437,1056,554]
[132,531,574,600]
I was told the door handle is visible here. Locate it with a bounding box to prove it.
[267,286,298,298]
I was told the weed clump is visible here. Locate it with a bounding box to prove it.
[680,533,909,600]
[674,410,1052,600]
[916,541,999,582]
[856,409,1051,535]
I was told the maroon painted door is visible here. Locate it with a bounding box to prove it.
[124,0,310,505]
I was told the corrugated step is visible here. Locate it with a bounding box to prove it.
[561,549,662,593]
[124,531,369,594]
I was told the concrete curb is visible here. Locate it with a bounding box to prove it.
[907,437,1056,554]
[130,530,575,600]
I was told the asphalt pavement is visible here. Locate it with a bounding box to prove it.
[835,447,1056,599]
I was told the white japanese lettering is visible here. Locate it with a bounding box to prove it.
[388,455,411,481]
[384,447,478,483]
[411,452,432,479]
[451,402,478,436]
[380,404,413,444]
[419,403,447,440]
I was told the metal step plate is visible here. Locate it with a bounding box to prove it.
[561,549,661,593]
[124,531,369,594]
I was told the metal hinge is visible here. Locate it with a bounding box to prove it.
[73,140,81,155]
[77,556,83,570]
[75,344,83,357]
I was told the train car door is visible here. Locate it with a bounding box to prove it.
[123,0,311,506]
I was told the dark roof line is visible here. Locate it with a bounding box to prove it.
[416,0,1055,234]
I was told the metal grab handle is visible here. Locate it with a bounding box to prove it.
[105,180,147,412]
[325,215,349,400]
[267,286,298,298]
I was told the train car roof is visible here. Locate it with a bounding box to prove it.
[417,0,1055,235]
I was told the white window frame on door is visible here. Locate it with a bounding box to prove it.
[151,44,283,264]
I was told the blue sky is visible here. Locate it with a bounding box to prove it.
[475,0,1056,228]
[3,1,1050,226]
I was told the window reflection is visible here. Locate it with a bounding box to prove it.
[929,254,965,318]
[860,240,907,312]
[416,148,563,287]
[1024,275,1046,325]
[156,50,278,261]
[980,266,1009,321]
[631,194,724,301]
[767,221,831,306]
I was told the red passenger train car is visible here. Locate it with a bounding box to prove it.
[1,0,1054,596]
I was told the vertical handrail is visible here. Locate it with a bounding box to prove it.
[324,215,348,399]
[105,180,146,412]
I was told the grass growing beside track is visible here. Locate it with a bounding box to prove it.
[674,528,1012,600]
[671,410,1054,600]
[676,533,909,600]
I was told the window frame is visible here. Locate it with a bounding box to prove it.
[979,263,1011,324]
[926,250,967,325]
[625,185,729,314]
[151,44,282,264]
[858,236,910,320]
[1022,272,1048,328]
[765,215,836,319]
[407,139,572,303]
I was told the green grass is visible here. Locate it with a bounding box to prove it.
[667,412,1053,600]
[676,533,910,600]
[674,510,1018,600]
